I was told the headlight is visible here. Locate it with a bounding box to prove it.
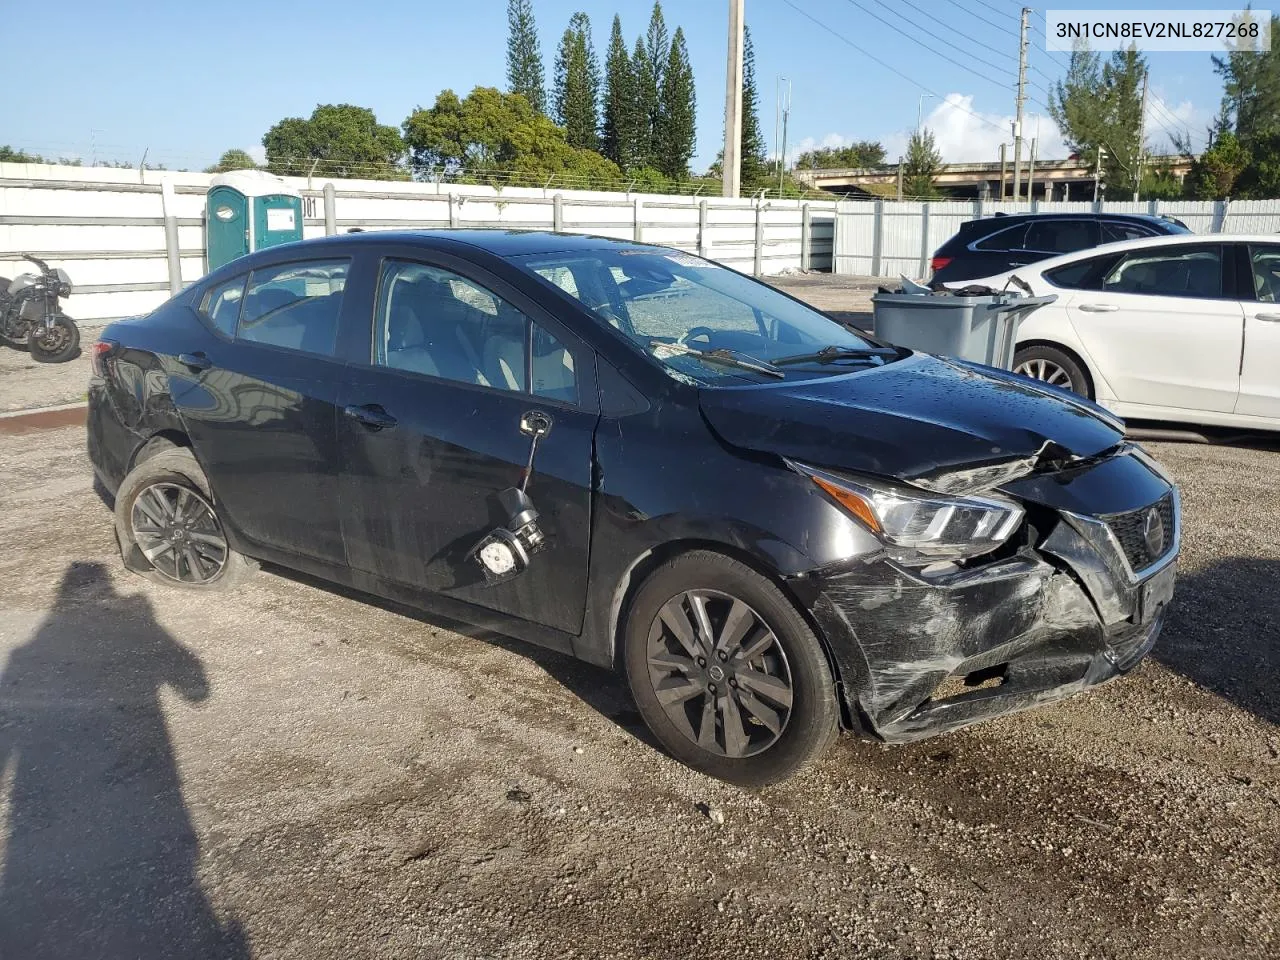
[792,462,1024,564]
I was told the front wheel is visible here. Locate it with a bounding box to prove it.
[624,551,840,787]
[28,315,80,363]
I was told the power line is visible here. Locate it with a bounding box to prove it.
[890,0,1019,65]
[964,0,1022,30]
[778,0,1008,133]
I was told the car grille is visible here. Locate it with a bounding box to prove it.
[1104,494,1175,572]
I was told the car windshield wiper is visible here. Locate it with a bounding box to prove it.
[772,344,901,367]
[649,340,785,379]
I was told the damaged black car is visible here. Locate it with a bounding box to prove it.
[87,231,1180,786]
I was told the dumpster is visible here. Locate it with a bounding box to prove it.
[206,170,304,271]
[871,291,1057,370]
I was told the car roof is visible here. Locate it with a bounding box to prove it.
[309,229,646,257]
[978,212,1178,226]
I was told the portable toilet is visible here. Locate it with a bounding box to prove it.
[206,170,304,271]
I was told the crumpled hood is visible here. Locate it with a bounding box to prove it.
[699,353,1124,488]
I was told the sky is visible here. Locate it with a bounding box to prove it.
[2,0,1233,174]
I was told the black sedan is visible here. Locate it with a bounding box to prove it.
[88,231,1180,786]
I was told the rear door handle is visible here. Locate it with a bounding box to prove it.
[1255,311,1280,322]
[1077,303,1119,313]
[344,403,398,431]
[177,351,213,372]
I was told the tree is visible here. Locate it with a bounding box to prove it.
[1186,129,1252,199]
[506,0,546,115]
[1049,43,1148,195]
[903,128,943,197]
[262,104,405,179]
[602,15,640,169]
[401,86,621,188]
[739,25,768,190]
[554,12,600,151]
[1213,14,1280,144]
[205,149,257,173]
[796,141,886,169]
[656,26,696,179]
[0,145,45,163]
[643,2,669,165]
[632,36,658,168]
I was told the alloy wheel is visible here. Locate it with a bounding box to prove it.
[1014,357,1074,390]
[130,482,229,584]
[32,323,70,353]
[645,589,794,758]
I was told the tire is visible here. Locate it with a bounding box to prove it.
[1012,344,1093,399]
[113,446,256,591]
[623,550,840,787]
[28,315,80,363]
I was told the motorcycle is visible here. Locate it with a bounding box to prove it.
[0,254,81,363]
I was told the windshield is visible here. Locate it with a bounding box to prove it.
[515,247,891,383]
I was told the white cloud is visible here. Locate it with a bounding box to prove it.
[1145,90,1206,153]
[247,143,268,165]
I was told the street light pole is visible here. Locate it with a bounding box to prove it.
[722,0,745,198]
[778,76,791,194]
[917,93,935,134]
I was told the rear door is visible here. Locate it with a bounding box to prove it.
[1022,218,1101,260]
[175,255,358,564]
[336,244,598,635]
[1237,242,1280,419]
[1063,242,1244,412]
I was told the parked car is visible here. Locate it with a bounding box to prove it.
[88,231,1180,786]
[929,212,1190,285]
[944,232,1280,432]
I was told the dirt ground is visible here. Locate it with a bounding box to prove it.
[0,421,1276,959]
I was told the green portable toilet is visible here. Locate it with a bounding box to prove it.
[206,170,304,271]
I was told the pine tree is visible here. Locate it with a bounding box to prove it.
[506,0,546,114]
[657,27,695,179]
[740,25,767,189]
[632,35,658,169]
[602,15,638,169]
[903,128,943,197]
[643,2,670,166]
[554,13,600,151]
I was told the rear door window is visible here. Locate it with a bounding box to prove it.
[972,223,1028,251]
[1024,220,1100,254]
[237,259,349,356]
[1102,221,1156,244]
[1101,245,1225,298]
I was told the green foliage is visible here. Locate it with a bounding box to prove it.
[1213,14,1280,144]
[632,35,658,169]
[602,15,640,169]
[796,141,886,170]
[643,2,669,165]
[1140,162,1187,201]
[0,145,44,163]
[402,86,621,188]
[507,0,546,115]
[903,128,943,198]
[739,26,768,191]
[554,12,600,151]
[657,26,696,179]
[205,149,257,173]
[1187,130,1253,199]
[263,104,406,180]
[1049,43,1147,193]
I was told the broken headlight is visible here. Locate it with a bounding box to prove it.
[792,463,1024,564]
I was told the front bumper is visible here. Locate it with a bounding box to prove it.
[806,449,1179,742]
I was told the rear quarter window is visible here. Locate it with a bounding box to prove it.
[199,275,247,337]
[972,224,1028,251]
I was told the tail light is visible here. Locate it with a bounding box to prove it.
[930,256,952,274]
[92,339,116,379]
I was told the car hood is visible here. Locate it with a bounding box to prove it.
[699,353,1125,491]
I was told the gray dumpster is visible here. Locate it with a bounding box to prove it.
[871,292,1057,369]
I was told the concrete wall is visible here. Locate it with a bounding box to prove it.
[0,163,837,328]
[834,196,1280,278]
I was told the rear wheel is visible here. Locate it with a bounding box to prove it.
[28,315,80,363]
[114,447,255,590]
[624,551,839,787]
[1012,344,1092,398]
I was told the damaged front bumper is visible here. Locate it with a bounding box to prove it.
[807,447,1180,742]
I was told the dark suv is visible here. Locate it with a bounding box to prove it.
[930,213,1191,285]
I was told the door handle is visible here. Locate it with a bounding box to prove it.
[344,403,398,431]
[1077,303,1119,313]
[177,351,213,372]
[1255,311,1280,322]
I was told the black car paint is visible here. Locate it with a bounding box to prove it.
[930,213,1191,286]
[88,231,1178,744]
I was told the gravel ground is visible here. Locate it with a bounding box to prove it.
[0,425,1276,960]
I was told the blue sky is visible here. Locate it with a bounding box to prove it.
[4,0,1231,173]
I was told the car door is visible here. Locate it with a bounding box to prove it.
[1237,242,1280,419]
[336,246,598,635]
[1063,242,1244,413]
[174,255,357,564]
[1022,218,1102,261]
[968,222,1033,277]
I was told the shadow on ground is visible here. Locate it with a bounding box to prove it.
[1156,557,1280,727]
[0,562,249,959]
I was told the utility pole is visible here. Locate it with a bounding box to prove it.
[777,76,792,195]
[999,143,1008,199]
[722,0,745,198]
[896,157,904,199]
[1133,70,1149,201]
[1012,6,1029,200]
[1094,145,1107,202]
[1027,137,1037,202]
